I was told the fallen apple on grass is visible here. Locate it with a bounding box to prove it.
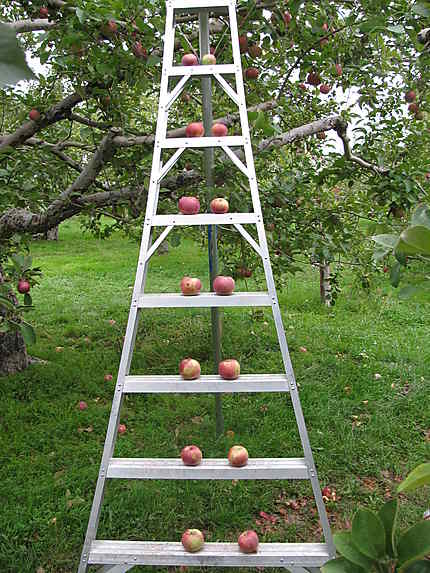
[181,445,203,466]
[219,359,240,380]
[179,196,200,215]
[228,445,249,467]
[118,423,127,434]
[185,122,205,138]
[179,358,201,380]
[238,530,259,553]
[210,198,229,214]
[213,276,235,295]
[180,277,202,296]
[78,401,88,411]
[211,123,228,137]
[181,529,204,553]
[104,373,113,381]
[182,53,199,66]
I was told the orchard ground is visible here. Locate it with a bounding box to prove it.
[1,220,429,572]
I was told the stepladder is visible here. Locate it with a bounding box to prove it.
[78,0,335,571]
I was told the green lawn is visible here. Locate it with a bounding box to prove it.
[1,220,429,572]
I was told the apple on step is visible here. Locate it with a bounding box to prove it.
[219,359,240,380]
[179,358,201,380]
[213,276,235,295]
[228,445,249,467]
[238,530,259,553]
[181,529,204,553]
[182,53,199,66]
[211,123,228,137]
[202,53,216,65]
[185,122,205,138]
[210,198,229,214]
[180,277,202,296]
[181,445,202,466]
[179,196,200,215]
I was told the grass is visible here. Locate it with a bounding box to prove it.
[1,220,429,572]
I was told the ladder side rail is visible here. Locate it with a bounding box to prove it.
[228,2,335,556]
[77,7,176,572]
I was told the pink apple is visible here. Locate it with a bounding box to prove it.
[78,401,88,411]
[219,359,240,380]
[182,53,199,66]
[118,423,126,434]
[17,279,31,293]
[179,196,200,215]
[181,529,204,553]
[202,53,216,65]
[179,358,201,380]
[104,373,113,381]
[180,277,202,296]
[211,123,228,137]
[181,445,203,466]
[238,530,259,553]
[185,122,205,138]
[29,109,40,122]
[213,276,235,295]
[210,198,229,214]
[228,445,249,467]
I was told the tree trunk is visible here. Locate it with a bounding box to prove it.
[0,268,29,376]
[319,261,332,306]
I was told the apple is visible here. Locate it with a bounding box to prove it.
[181,445,202,466]
[102,20,118,35]
[408,102,419,114]
[210,46,216,55]
[322,22,329,32]
[245,67,259,80]
[248,44,262,58]
[383,266,389,273]
[179,196,200,215]
[180,277,202,296]
[211,123,228,137]
[133,42,147,58]
[239,35,248,53]
[78,401,88,411]
[219,359,240,380]
[213,276,235,295]
[405,90,416,103]
[17,279,31,293]
[319,83,331,94]
[238,266,252,278]
[104,373,113,381]
[29,109,40,122]
[307,71,321,86]
[298,82,307,91]
[179,358,201,380]
[181,529,204,553]
[39,7,49,18]
[182,53,199,66]
[118,423,126,434]
[185,122,205,138]
[228,445,249,467]
[210,198,229,214]
[317,132,326,140]
[202,53,216,65]
[335,63,343,76]
[283,11,292,25]
[181,92,191,103]
[238,530,259,554]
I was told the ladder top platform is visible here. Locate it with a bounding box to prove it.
[89,540,331,567]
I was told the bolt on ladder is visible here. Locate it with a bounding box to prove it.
[78,1,335,571]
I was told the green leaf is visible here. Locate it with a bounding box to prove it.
[334,532,375,569]
[351,509,386,559]
[398,463,430,492]
[390,260,401,287]
[0,23,36,87]
[378,499,398,557]
[248,111,259,121]
[23,293,32,307]
[322,557,366,573]
[404,561,430,573]
[0,295,15,311]
[75,7,87,23]
[0,321,11,333]
[387,24,404,33]
[397,226,430,256]
[371,233,398,250]
[19,321,36,346]
[397,521,430,571]
[412,3,430,16]
[255,112,267,130]
[411,204,430,229]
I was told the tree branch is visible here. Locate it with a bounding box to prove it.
[3,18,57,33]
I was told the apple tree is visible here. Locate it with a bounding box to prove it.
[0,0,429,374]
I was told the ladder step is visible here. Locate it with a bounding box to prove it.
[107,457,308,480]
[169,64,237,77]
[171,0,231,9]
[123,373,289,393]
[151,213,258,226]
[137,292,272,308]
[89,541,331,567]
[161,136,245,149]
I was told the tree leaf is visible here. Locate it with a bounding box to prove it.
[371,233,398,250]
[398,463,430,492]
[0,295,15,311]
[75,8,86,24]
[390,260,401,287]
[377,499,398,557]
[351,509,386,559]
[321,557,366,573]
[411,204,430,230]
[334,532,375,569]
[411,3,430,16]
[397,521,430,571]
[0,23,36,87]
[397,226,430,256]
[19,321,36,346]
[404,561,430,573]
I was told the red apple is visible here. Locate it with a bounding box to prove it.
[317,132,326,140]
[405,90,416,103]
[228,445,249,467]
[211,123,228,137]
[210,198,229,214]
[185,122,204,138]
[39,7,49,18]
[322,22,329,32]
[238,530,259,554]
[307,71,321,86]
[298,82,307,91]
[239,35,248,53]
[179,196,200,215]
[202,53,216,65]
[179,358,201,380]
[181,445,203,466]
[29,109,40,122]
[133,42,147,58]
[213,276,235,295]
[425,173,430,180]
[17,279,30,293]
[248,44,262,58]
[181,529,204,553]
[180,277,202,296]
[319,83,331,94]
[118,423,126,434]
[104,373,113,381]
[210,46,216,55]
[283,11,292,25]
[245,67,259,80]
[383,266,389,273]
[408,102,419,114]
[78,401,88,411]
[182,53,199,66]
[219,359,240,380]
[335,63,343,76]
[238,266,252,278]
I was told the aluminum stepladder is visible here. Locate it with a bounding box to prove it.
[78,1,335,571]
